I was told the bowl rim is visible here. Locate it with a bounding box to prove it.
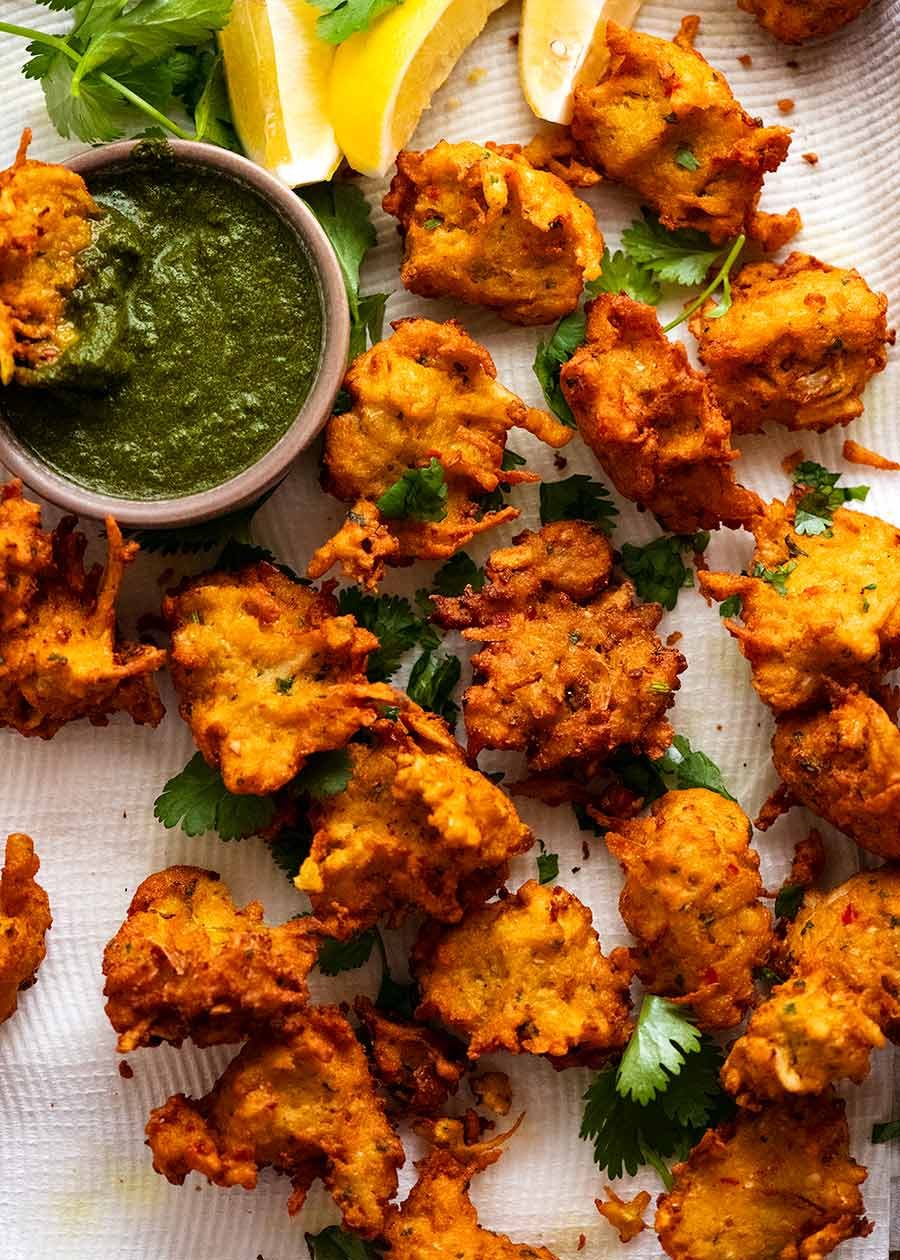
[0,138,350,528]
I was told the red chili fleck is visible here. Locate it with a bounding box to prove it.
[727,862,739,875]
[842,903,858,925]
[701,967,719,984]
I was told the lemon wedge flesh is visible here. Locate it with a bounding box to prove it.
[519,0,643,124]
[328,0,512,179]
[221,0,342,186]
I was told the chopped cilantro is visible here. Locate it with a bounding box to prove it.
[620,532,709,610]
[675,146,701,170]
[154,754,275,841]
[656,735,736,802]
[376,458,448,522]
[275,676,294,695]
[536,840,560,885]
[719,595,741,618]
[752,561,797,597]
[792,461,869,536]
[337,588,437,681]
[539,474,618,534]
[774,882,805,920]
[317,928,376,976]
[423,215,442,230]
[406,650,461,725]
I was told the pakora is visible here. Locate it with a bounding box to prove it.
[698,495,900,713]
[296,703,533,940]
[433,523,685,776]
[738,0,872,43]
[102,866,321,1052]
[308,319,572,589]
[0,479,51,633]
[146,1005,403,1236]
[768,684,900,859]
[0,833,51,1025]
[655,1096,871,1259]
[0,503,165,738]
[0,130,97,385]
[469,1070,512,1116]
[570,20,800,247]
[690,253,893,434]
[596,1187,651,1243]
[413,880,634,1067]
[383,141,603,326]
[354,996,466,1115]
[559,294,762,534]
[605,788,772,1030]
[164,561,395,794]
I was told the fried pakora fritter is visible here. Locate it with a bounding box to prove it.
[354,996,466,1115]
[102,866,321,1052]
[606,788,772,1031]
[382,141,603,325]
[296,703,533,940]
[0,833,51,1025]
[559,295,762,534]
[146,1006,403,1235]
[308,319,572,589]
[655,1096,871,1259]
[768,685,900,859]
[164,562,395,794]
[690,254,893,434]
[698,496,900,713]
[721,867,900,1105]
[0,479,51,633]
[596,1187,651,1243]
[413,880,634,1067]
[570,20,800,247]
[0,130,97,385]
[738,0,872,43]
[433,523,685,775]
[0,505,164,737]
[469,1070,512,1115]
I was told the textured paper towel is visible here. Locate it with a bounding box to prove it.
[0,0,898,1256]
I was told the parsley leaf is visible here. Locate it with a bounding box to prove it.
[752,561,796,597]
[291,749,353,799]
[539,474,618,534]
[406,650,461,725]
[719,595,741,618]
[620,533,708,610]
[774,882,805,920]
[675,146,700,171]
[593,247,661,305]
[126,491,269,555]
[536,840,559,885]
[154,753,276,840]
[792,461,869,536]
[337,588,436,680]
[309,0,401,44]
[617,996,701,1105]
[306,1225,380,1260]
[656,735,736,801]
[376,458,448,522]
[872,1119,900,1145]
[621,209,722,287]
[317,929,376,975]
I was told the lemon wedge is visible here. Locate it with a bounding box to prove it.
[221,0,342,187]
[519,0,643,124]
[328,0,512,179]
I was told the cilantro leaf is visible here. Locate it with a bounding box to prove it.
[377,458,448,522]
[792,462,869,537]
[268,818,313,879]
[352,291,389,360]
[533,309,584,427]
[608,747,668,803]
[592,247,661,305]
[291,749,353,799]
[126,491,269,555]
[675,146,700,171]
[539,474,618,534]
[318,929,376,975]
[719,595,741,618]
[337,588,436,680]
[309,0,401,44]
[774,882,805,920]
[192,50,239,148]
[620,533,708,611]
[752,561,796,597]
[306,1225,380,1260]
[72,0,233,86]
[536,840,559,885]
[617,996,701,1105]
[872,1119,900,1145]
[406,650,460,725]
[154,753,276,840]
[656,735,736,802]
[373,928,419,1019]
[621,209,722,287]
[431,552,486,597]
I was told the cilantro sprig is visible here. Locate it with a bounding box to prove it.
[306,1226,379,1260]
[656,735,736,802]
[620,532,710,610]
[318,928,376,975]
[406,650,461,725]
[376,458,448,522]
[792,461,869,536]
[539,474,618,535]
[621,210,724,288]
[309,0,401,44]
[337,588,437,681]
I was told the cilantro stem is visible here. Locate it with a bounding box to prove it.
[0,21,79,57]
[662,234,745,334]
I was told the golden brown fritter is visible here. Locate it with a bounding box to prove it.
[164,562,395,795]
[382,141,603,326]
[769,685,900,859]
[413,880,635,1067]
[0,479,51,633]
[0,130,97,385]
[690,254,893,434]
[354,996,466,1115]
[606,788,772,1031]
[102,866,321,1053]
[722,868,900,1105]
[145,1006,403,1235]
[0,509,165,738]
[559,294,762,534]
[382,1138,560,1260]
[738,0,872,42]
[0,833,51,1025]
[570,20,800,247]
[596,1186,651,1243]
[469,1070,512,1116]
[698,496,900,713]
[655,1096,871,1260]
[308,318,572,589]
[296,704,533,940]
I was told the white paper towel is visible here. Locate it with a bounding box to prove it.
[0,1,898,1256]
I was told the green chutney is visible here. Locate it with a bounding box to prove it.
[4,154,323,499]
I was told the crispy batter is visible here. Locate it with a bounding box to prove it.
[354,996,466,1115]
[690,254,893,434]
[698,496,900,713]
[383,141,603,325]
[145,1006,403,1235]
[0,833,51,1024]
[570,21,799,246]
[164,562,395,794]
[382,1139,560,1260]
[738,0,872,42]
[655,1096,871,1260]
[102,866,321,1053]
[784,827,826,890]
[413,880,635,1067]
[0,130,97,385]
[470,1070,512,1116]
[0,479,51,633]
[560,294,762,533]
[308,319,571,588]
[519,128,602,188]
[770,685,900,859]
[843,438,900,471]
[596,1186,651,1243]
[296,704,533,939]
[0,508,164,737]
[606,788,772,1031]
